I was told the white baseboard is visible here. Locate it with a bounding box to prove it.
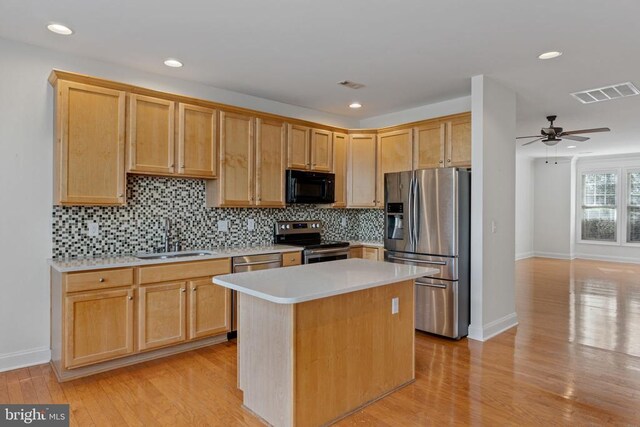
[468,312,518,342]
[531,251,574,260]
[515,251,534,261]
[574,253,640,265]
[0,347,51,372]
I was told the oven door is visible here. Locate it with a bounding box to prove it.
[304,248,349,264]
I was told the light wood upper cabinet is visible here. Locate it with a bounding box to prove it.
[178,103,217,178]
[138,281,187,351]
[53,80,126,206]
[287,124,310,170]
[348,134,378,208]
[256,118,286,207]
[218,111,255,207]
[64,287,134,369]
[187,278,231,340]
[414,113,471,169]
[127,94,175,174]
[378,129,413,207]
[332,132,348,208]
[310,129,333,172]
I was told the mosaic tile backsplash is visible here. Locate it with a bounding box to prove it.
[52,175,384,258]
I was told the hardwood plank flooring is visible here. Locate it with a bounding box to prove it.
[2,257,640,425]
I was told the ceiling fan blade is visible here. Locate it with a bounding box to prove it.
[562,127,610,135]
[521,138,543,146]
[516,135,542,139]
[562,135,589,142]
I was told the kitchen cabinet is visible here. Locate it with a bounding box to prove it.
[282,251,302,267]
[207,113,287,208]
[127,94,175,175]
[287,124,333,172]
[348,134,378,208]
[255,118,286,207]
[332,132,348,208]
[414,113,471,169]
[177,103,218,178]
[349,245,384,260]
[377,129,413,207]
[187,278,231,340]
[52,79,126,206]
[64,287,134,369]
[138,281,187,351]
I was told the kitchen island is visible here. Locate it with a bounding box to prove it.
[213,258,434,427]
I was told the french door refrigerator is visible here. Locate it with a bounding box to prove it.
[384,168,471,339]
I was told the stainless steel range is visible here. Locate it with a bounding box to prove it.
[274,220,350,263]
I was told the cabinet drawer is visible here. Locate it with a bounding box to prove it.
[282,251,302,267]
[137,258,231,284]
[64,268,134,293]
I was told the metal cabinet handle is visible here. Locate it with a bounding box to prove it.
[128,296,133,300]
[99,278,105,283]
[181,288,186,293]
[447,159,451,163]
[192,288,197,292]
[439,160,443,164]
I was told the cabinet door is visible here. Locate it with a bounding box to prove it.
[310,129,333,172]
[220,111,254,206]
[178,103,217,178]
[256,118,286,207]
[446,114,471,168]
[187,278,231,340]
[348,134,377,208]
[128,94,175,174]
[362,247,379,261]
[138,282,187,351]
[287,124,310,170]
[349,247,363,258]
[64,288,134,368]
[55,81,126,205]
[282,251,302,267]
[332,133,348,208]
[378,129,413,207]
[414,121,445,169]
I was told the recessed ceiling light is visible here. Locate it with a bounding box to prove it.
[567,145,577,149]
[163,58,183,68]
[349,102,362,109]
[47,23,73,35]
[538,51,562,60]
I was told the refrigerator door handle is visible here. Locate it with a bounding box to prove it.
[413,175,420,246]
[386,255,447,265]
[407,174,415,250]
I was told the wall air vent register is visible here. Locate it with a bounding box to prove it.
[571,82,639,104]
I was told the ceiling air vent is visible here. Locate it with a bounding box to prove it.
[571,82,639,104]
[337,80,365,90]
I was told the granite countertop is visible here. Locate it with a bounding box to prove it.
[213,258,433,304]
[49,245,302,273]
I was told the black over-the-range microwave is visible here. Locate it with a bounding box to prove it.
[285,170,335,204]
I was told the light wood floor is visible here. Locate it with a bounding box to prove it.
[2,257,640,426]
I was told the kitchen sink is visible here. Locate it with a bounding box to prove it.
[136,250,216,260]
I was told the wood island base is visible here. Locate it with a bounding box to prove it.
[238,280,415,427]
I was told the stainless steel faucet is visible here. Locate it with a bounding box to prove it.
[161,218,182,253]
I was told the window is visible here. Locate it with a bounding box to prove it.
[581,172,617,242]
[628,171,640,243]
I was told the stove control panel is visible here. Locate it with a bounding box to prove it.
[275,220,323,235]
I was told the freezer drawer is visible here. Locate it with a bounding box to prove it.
[415,278,468,339]
[385,251,457,281]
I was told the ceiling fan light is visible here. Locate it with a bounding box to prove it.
[567,145,577,149]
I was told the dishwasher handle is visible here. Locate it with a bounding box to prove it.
[234,260,281,268]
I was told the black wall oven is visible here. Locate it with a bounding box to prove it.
[286,170,335,204]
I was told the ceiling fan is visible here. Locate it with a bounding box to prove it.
[517,115,610,146]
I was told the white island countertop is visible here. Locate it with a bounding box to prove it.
[213,258,436,304]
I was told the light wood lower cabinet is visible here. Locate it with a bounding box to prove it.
[138,281,187,351]
[64,287,134,369]
[281,251,302,267]
[188,278,231,340]
[350,245,384,261]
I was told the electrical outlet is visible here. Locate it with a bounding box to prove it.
[341,216,347,227]
[87,221,99,237]
[491,220,497,234]
[247,218,255,231]
[217,220,229,233]
[391,297,399,314]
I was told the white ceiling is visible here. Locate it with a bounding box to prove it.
[1,0,639,157]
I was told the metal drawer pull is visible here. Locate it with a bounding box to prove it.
[99,278,105,283]
[387,256,446,266]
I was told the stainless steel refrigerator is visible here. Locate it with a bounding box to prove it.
[384,168,470,339]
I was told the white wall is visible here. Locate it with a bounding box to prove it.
[358,96,471,129]
[0,37,361,371]
[468,75,517,341]
[515,155,534,259]
[532,157,574,259]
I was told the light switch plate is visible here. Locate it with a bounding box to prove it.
[247,218,255,231]
[391,297,399,314]
[341,216,347,227]
[87,221,99,237]
[217,220,229,233]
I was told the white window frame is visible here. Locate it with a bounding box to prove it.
[624,168,640,247]
[577,167,621,246]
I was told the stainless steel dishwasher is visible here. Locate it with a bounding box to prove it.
[230,253,282,335]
